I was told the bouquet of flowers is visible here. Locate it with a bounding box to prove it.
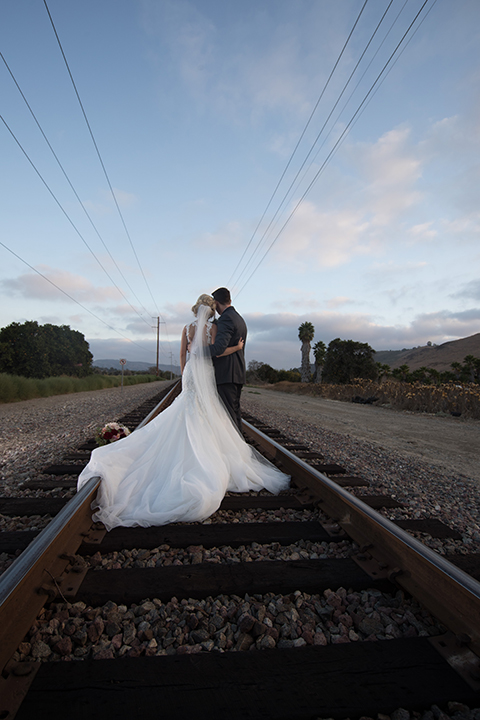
[96,422,131,446]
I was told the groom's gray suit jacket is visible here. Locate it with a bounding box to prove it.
[207,306,247,385]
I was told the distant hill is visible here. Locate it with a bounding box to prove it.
[374,333,480,372]
[93,358,181,375]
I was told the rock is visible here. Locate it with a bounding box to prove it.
[358,617,384,636]
[52,637,72,656]
[123,622,137,645]
[238,613,256,633]
[18,642,31,656]
[257,634,276,649]
[215,632,227,649]
[301,630,314,645]
[31,641,52,659]
[190,628,210,644]
[72,628,88,646]
[313,631,328,646]
[431,706,450,720]
[187,614,199,630]
[126,646,143,658]
[105,622,122,638]
[331,635,349,644]
[111,634,123,650]
[251,620,268,638]
[391,709,410,720]
[234,633,254,651]
[447,702,470,716]
[91,645,115,660]
[87,621,103,643]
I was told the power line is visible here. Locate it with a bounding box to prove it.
[0,112,156,338]
[1,51,153,328]
[42,0,160,316]
[234,0,433,299]
[0,239,154,354]
[227,0,370,288]
[231,0,397,292]
[284,0,411,205]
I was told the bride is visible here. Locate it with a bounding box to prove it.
[77,294,289,530]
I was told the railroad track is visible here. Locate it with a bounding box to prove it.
[0,381,479,719]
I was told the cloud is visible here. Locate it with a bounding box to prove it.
[113,188,137,209]
[141,0,337,123]
[267,288,322,311]
[441,214,480,242]
[82,188,137,216]
[368,261,428,278]
[327,296,352,309]
[1,267,122,303]
[351,127,423,227]
[452,279,480,301]
[408,222,437,240]
[198,221,244,250]
[274,201,371,270]
[243,307,480,366]
[87,337,158,365]
[87,303,480,372]
[264,126,429,272]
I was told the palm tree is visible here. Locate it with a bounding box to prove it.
[313,340,326,383]
[450,361,462,380]
[298,322,315,382]
[376,363,391,382]
[463,355,477,382]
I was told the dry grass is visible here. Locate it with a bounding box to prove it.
[262,379,480,420]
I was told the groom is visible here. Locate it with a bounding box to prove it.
[207,287,247,432]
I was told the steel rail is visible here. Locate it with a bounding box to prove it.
[0,383,182,717]
[135,379,182,429]
[1,393,479,711]
[0,476,101,674]
[243,420,480,662]
[0,382,180,678]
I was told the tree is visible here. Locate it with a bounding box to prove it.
[322,338,378,384]
[450,362,462,381]
[256,363,279,384]
[298,322,315,382]
[463,355,478,383]
[0,321,48,378]
[0,321,93,378]
[426,368,440,385]
[392,364,411,382]
[376,363,391,382]
[312,340,326,383]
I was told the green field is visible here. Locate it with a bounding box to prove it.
[0,373,162,404]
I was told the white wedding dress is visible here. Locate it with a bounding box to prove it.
[77,305,289,530]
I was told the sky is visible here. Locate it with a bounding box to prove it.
[1,0,479,371]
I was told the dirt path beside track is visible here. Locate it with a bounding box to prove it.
[242,387,480,483]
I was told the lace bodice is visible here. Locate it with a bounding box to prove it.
[186,318,213,345]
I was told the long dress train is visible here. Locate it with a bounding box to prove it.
[77,306,289,530]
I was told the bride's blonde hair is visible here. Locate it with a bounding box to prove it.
[192,294,215,317]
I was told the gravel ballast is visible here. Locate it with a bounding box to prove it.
[2,384,480,718]
[241,392,480,555]
[0,381,169,496]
